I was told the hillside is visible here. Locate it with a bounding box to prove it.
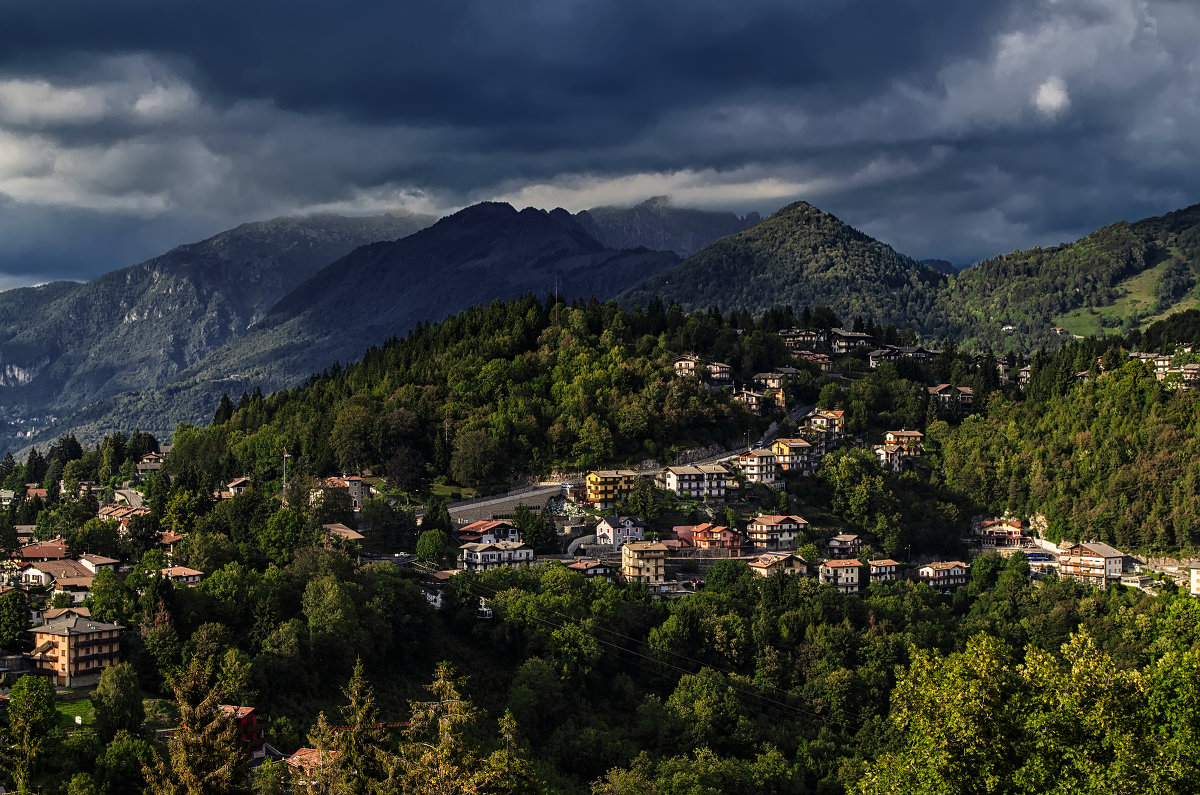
[576,195,761,256]
[619,201,948,332]
[20,204,679,444]
[0,211,435,421]
[938,203,1200,349]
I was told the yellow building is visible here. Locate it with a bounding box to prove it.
[586,469,640,509]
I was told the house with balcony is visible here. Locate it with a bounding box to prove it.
[454,520,521,545]
[1058,542,1124,590]
[458,541,534,573]
[883,429,924,457]
[707,362,732,381]
[585,470,640,509]
[595,515,647,548]
[621,541,668,585]
[868,559,903,582]
[159,566,205,587]
[771,438,814,474]
[826,533,863,559]
[808,409,845,437]
[873,443,904,473]
[748,552,807,578]
[778,328,824,350]
[673,354,702,377]
[657,464,730,500]
[732,389,765,413]
[829,328,873,354]
[691,523,742,553]
[27,614,123,687]
[747,514,808,551]
[977,518,1028,548]
[928,384,975,411]
[736,449,777,484]
[917,561,971,591]
[819,559,865,594]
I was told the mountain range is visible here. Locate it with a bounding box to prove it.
[5,195,1200,450]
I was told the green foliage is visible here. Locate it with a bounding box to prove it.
[92,662,145,742]
[0,588,28,650]
[4,673,59,794]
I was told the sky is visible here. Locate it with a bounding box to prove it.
[0,0,1198,286]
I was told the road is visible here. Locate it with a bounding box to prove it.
[115,488,144,508]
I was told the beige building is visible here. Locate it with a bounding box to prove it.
[918,561,971,591]
[819,559,864,594]
[747,514,807,550]
[737,449,777,484]
[28,614,123,687]
[657,464,730,500]
[748,552,807,578]
[621,541,668,585]
[1058,542,1124,590]
[868,559,902,582]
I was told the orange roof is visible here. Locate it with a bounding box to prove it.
[823,559,864,568]
[219,704,256,719]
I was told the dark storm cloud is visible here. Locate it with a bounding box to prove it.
[0,0,1196,280]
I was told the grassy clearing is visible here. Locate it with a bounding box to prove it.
[1055,260,1200,336]
[55,698,95,729]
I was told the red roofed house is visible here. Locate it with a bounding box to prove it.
[566,559,612,580]
[978,519,1027,548]
[286,747,335,784]
[819,559,865,594]
[323,475,371,510]
[14,538,69,563]
[692,523,741,553]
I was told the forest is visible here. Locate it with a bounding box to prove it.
[6,299,1200,793]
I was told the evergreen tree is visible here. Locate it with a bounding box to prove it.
[143,660,251,795]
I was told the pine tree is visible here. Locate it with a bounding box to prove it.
[142,660,250,795]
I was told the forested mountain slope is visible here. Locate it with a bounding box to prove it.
[620,201,949,333]
[25,209,680,445]
[937,203,1200,349]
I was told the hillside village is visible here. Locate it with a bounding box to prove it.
[4,305,1200,792]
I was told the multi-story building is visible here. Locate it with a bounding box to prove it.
[746,514,808,550]
[748,552,807,578]
[673,354,702,377]
[977,518,1027,548]
[753,372,786,390]
[928,384,975,411]
[585,470,640,509]
[772,438,814,474]
[1058,542,1124,589]
[883,429,924,455]
[691,523,741,553]
[219,705,267,754]
[827,533,862,559]
[1191,567,1200,597]
[657,464,730,500]
[809,409,845,437]
[458,541,534,573]
[159,566,205,587]
[828,328,874,354]
[454,520,521,545]
[917,561,971,591]
[819,559,865,594]
[733,389,765,412]
[27,614,123,687]
[736,449,777,484]
[873,443,904,473]
[868,559,902,582]
[322,475,371,510]
[621,541,668,585]
[707,362,732,381]
[595,515,647,548]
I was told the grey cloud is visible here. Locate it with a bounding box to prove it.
[0,0,1197,282]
